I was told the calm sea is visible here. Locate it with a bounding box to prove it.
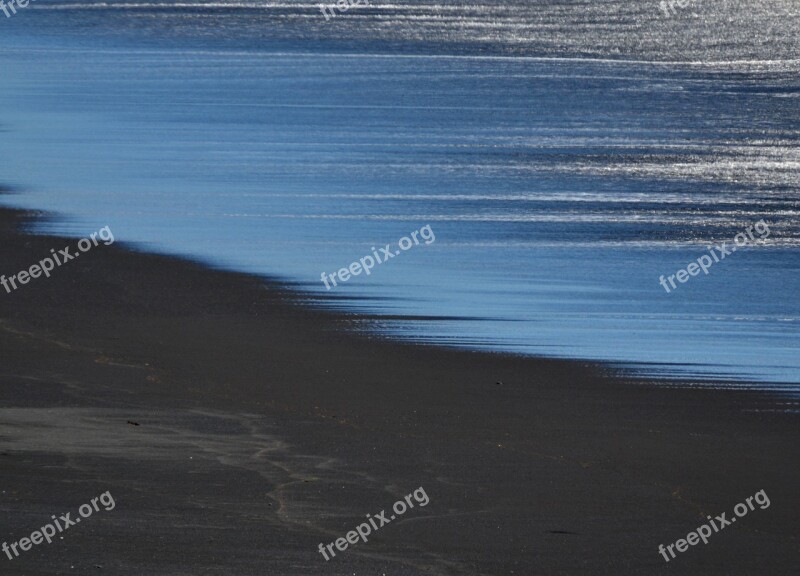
[1,1,799,388]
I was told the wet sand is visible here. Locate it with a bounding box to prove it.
[0,205,797,575]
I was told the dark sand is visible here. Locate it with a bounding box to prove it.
[0,206,797,575]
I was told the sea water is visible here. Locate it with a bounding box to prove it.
[1,1,798,387]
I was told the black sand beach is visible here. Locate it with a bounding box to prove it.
[0,205,798,575]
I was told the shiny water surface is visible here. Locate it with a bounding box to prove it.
[1,1,798,387]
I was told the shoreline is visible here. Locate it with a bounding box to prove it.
[1,204,798,574]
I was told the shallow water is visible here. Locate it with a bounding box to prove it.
[1,1,798,387]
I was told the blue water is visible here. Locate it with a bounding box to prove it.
[1,1,799,388]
